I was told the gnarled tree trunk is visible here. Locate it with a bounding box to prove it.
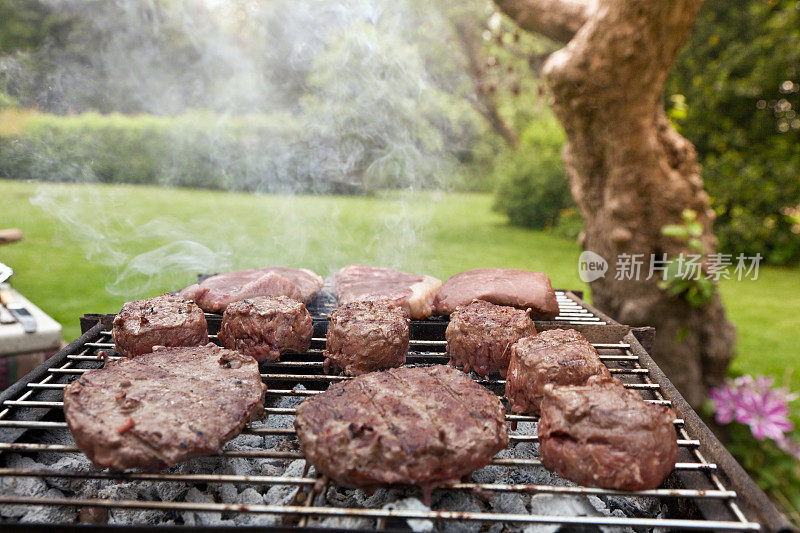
[494,0,735,406]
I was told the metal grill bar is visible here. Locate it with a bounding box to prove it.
[0,495,760,530]
[0,469,732,499]
[0,445,710,469]
[0,298,764,531]
[0,401,683,424]
[90,338,633,350]
[624,345,759,529]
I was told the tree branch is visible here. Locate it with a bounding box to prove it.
[493,0,593,43]
[453,13,520,146]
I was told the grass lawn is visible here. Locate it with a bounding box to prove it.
[1,180,799,393]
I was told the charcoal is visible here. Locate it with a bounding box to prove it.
[433,491,482,533]
[181,487,231,526]
[19,488,74,524]
[492,492,528,515]
[383,497,433,532]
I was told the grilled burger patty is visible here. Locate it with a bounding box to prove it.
[218,296,313,362]
[446,300,536,377]
[324,301,409,376]
[538,375,678,490]
[63,344,265,471]
[294,365,509,501]
[112,293,208,358]
[505,328,610,414]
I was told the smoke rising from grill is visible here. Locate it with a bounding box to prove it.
[3,0,479,295]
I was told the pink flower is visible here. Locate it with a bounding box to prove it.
[736,388,794,441]
[709,383,742,425]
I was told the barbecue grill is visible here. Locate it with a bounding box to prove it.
[0,290,793,532]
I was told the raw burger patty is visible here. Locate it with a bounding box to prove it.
[324,301,409,376]
[435,268,558,319]
[218,296,313,362]
[538,375,678,490]
[334,264,441,320]
[178,267,323,313]
[112,293,208,358]
[446,300,536,377]
[505,328,610,414]
[294,365,508,500]
[63,344,266,471]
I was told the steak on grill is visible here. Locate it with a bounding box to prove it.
[434,268,559,319]
[294,365,508,503]
[538,375,678,490]
[178,267,323,313]
[112,293,208,358]
[505,328,610,414]
[446,300,536,377]
[218,296,313,362]
[324,301,409,376]
[333,264,441,320]
[63,344,266,471]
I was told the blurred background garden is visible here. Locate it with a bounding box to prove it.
[0,0,798,522]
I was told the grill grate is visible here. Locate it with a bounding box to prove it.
[0,291,763,530]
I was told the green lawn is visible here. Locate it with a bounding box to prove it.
[1,180,798,392]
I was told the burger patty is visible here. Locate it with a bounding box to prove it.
[63,344,266,471]
[324,302,409,376]
[446,300,536,377]
[505,328,610,414]
[112,293,208,358]
[538,375,678,491]
[294,365,508,502]
[218,296,313,362]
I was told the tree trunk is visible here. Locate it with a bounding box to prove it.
[494,0,735,406]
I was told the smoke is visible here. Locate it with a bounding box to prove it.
[3,0,481,296]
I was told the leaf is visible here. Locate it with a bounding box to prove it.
[687,221,704,237]
[661,225,688,238]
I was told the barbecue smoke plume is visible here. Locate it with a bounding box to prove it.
[4,0,478,298]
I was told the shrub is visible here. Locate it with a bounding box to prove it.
[667,0,800,265]
[551,207,583,240]
[0,91,17,109]
[0,110,323,192]
[492,114,573,229]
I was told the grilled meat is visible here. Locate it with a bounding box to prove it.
[446,300,536,377]
[505,329,610,414]
[333,264,441,320]
[178,267,323,313]
[63,344,266,471]
[538,375,678,490]
[112,293,208,358]
[218,296,313,362]
[294,365,508,502]
[434,268,558,319]
[324,302,408,376]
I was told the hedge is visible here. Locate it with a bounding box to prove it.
[0,109,425,194]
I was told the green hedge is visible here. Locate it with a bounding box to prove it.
[0,108,468,194]
[492,114,574,230]
[0,111,319,192]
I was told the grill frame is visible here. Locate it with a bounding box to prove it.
[0,291,791,532]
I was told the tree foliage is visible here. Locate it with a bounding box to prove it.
[668,0,800,265]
